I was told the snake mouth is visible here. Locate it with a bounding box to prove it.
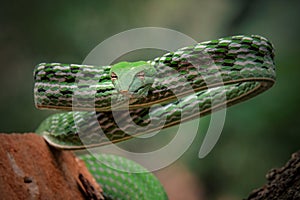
[118,85,150,99]
[119,90,132,97]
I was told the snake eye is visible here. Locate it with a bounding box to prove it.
[111,72,118,82]
[136,71,145,80]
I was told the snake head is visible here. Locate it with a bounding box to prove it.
[110,61,156,98]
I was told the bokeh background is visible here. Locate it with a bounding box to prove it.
[1,0,299,199]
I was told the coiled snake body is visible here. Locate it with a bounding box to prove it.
[34,35,276,199]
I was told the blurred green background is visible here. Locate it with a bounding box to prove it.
[1,0,299,199]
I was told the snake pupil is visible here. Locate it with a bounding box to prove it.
[111,72,118,81]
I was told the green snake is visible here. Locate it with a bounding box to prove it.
[34,35,276,200]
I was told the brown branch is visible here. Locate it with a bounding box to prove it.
[0,133,104,200]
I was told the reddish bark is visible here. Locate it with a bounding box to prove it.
[0,133,103,200]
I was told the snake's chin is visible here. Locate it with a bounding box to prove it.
[118,88,149,99]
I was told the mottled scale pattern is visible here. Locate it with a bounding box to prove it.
[80,154,168,200]
[34,35,275,112]
[34,63,117,110]
[39,81,263,149]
